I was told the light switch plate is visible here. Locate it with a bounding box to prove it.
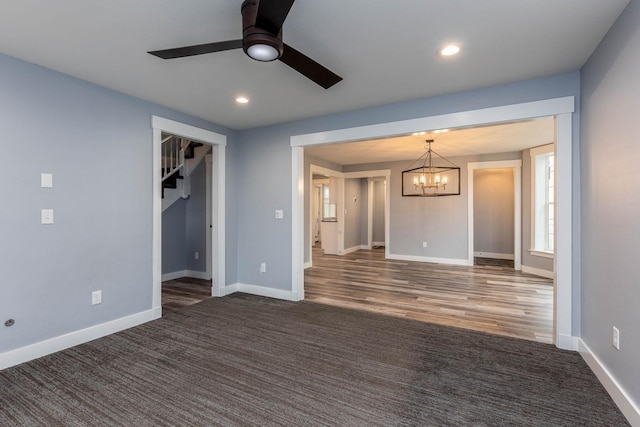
[275,210,284,219]
[92,290,102,305]
[41,173,53,188]
[41,209,54,224]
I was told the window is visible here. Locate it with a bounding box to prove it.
[322,183,337,220]
[530,144,554,255]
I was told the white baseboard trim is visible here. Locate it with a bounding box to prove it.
[303,261,312,269]
[223,283,239,295]
[343,245,362,255]
[162,269,210,281]
[186,270,210,280]
[521,265,554,279]
[224,283,298,301]
[162,270,186,281]
[372,241,385,247]
[474,251,514,260]
[0,307,161,370]
[387,253,469,266]
[556,334,579,351]
[578,338,640,426]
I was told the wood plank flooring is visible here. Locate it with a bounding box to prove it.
[305,246,553,344]
[162,277,212,314]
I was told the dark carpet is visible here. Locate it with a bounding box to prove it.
[0,294,628,426]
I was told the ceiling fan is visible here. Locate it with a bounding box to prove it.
[148,0,342,89]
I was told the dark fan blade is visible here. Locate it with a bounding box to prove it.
[148,40,243,59]
[279,44,342,89]
[255,0,295,34]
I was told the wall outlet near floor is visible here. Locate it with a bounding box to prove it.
[422,241,428,248]
[92,290,102,305]
[612,326,620,350]
[260,262,266,273]
[195,251,199,260]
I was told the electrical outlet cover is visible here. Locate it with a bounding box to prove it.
[92,290,102,305]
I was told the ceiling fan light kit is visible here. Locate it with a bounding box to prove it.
[148,0,342,89]
[241,0,283,61]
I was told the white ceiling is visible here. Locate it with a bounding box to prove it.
[0,1,628,130]
[305,117,556,166]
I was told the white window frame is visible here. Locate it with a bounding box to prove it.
[530,143,555,257]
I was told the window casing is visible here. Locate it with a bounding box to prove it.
[322,183,337,220]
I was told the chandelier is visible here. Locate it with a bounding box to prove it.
[402,139,460,197]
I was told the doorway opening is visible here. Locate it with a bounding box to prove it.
[467,160,522,270]
[160,132,212,311]
[306,165,390,269]
[292,97,574,349]
[152,116,226,314]
[473,168,516,268]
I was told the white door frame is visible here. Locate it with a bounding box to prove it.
[206,154,213,280]
[152,116,226,309]
[313,184,322,244]
[368,178,387,249]
[291,97,574,349]
[467,160,522,270]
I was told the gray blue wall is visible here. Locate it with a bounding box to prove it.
[372,180,386,245]
[473,169,514,256]
[0,52,237,353]
[162,198,187,273]
[185,161,207,272]
[344,178,363,250]
[580,0,640,407]
[161,160,208,275]
[359,179,369,246]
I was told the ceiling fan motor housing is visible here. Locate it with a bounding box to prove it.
[241,0,283,61]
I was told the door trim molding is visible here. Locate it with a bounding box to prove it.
[152,116,226,307]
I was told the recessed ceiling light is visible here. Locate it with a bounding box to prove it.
[235,96,249,104]
[412,131,426,136]
[439,45,460,57]
[434,129,450,133]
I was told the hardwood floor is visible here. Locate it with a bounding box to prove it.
[162,277,212,314]
[305,246,553,344]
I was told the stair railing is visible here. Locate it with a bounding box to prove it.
[161,136,186,182]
